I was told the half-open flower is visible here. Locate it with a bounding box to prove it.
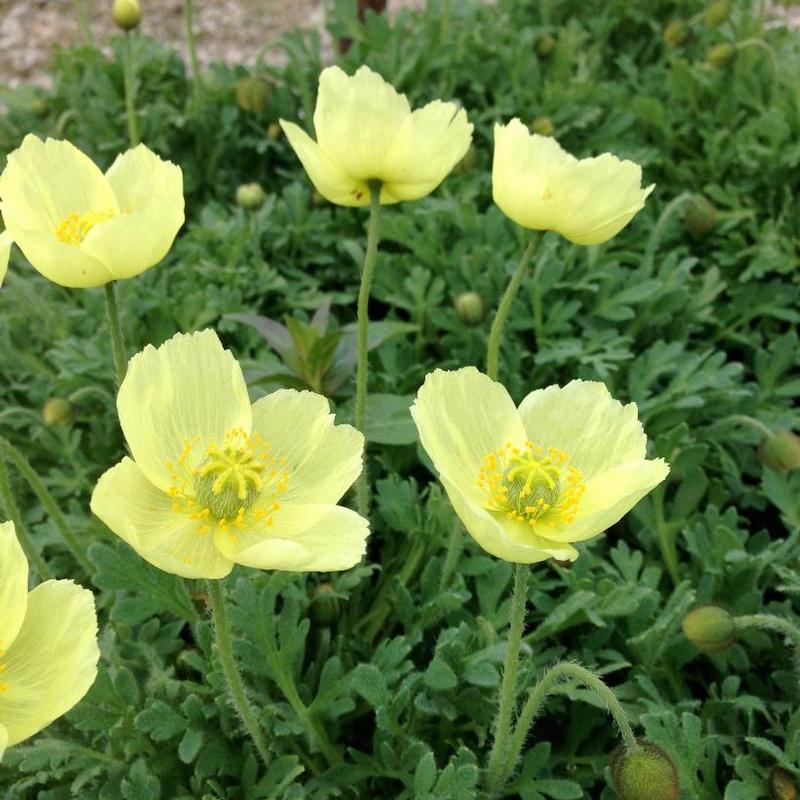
[0,520,99,761]
[280,65,473,206]
[411,368,669,563]
[91,330,369,579]
[492,119,653,245]
[0,135,184,288]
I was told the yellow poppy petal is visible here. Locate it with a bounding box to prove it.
[280,120,370,206]
[0,231,11,287]
[0,723,7,761]
[250,389,363,505]
[91,457,233,579]
[517,380,647,479]
[117,330,252,492]
[441,476,577,563]
[411,367,527,501]
[214,502,369,572]
[380,101,473,202]
[0,579,99,747]
[0,521,28,653]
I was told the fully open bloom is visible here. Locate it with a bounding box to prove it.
[280,65,473,206]
[91,330,369,578]
[493,119,653,245]
[0,231,10,287]
[411,368,669,563]
[0,135,184,288]
[0,521,99,761]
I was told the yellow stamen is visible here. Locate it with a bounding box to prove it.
[55,209,117,246]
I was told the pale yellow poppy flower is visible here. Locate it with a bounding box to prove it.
[0,231,10,287]
[0,521,99,761]
[280,65,473,206]
[0,135,184,289]
[90,330,369,579]
[411,368,669,563]
[492,119,654,245]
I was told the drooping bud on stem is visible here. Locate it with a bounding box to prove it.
[455,292,485,325]
[705,1,731,26]
[235,182,267,210]
[42,397,73,427]
[707,42,737,68]
[758,430,800,473]
[611,743,680,800]
[235,76,272,114]
[769,766,798,800]
[663,20,690,48]
[113,0,141,31]
[682,195,716,237]
[682,604,736,654]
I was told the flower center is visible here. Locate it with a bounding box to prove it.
[166,428,289,534]
[478,441,585,527]
[55,209,117,246]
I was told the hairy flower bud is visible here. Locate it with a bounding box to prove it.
[235,183,267,210]
[235,77,272,114]
[42,397,73,427]
[705,1,731,27]
[663,20,690,48]
[455,291,485,325]
[309,583,341,627]
[707,42,736,68]
[267,122,283,141]
[758,430,800,473]
[535,33,556,58]
[769,767,798,800]
[611,743,680,800]
[530,116,555,137]
[682,195,716,237]
[682,604,736,655]
[113,0,141,31]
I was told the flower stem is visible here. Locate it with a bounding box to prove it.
[123,31,140,147]
[206,580,271,766]
[486,236,539,381]
[73,0,94,46]
[711,414,774,440]
[354,183,382,517]
[504,661,638,788]
[183,0,203,94]
[485,563,529,794]
[0,436,93,575]
[735,613,800,688]
[104,282,128,386]
[0,456,53,580]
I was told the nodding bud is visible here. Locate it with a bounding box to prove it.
[235,77,272,114]
[707,42,736,68]
[530,116,554,137]
[611,743,680,800]
[113,0,141,31]
[42,397,73,427]
[663,20,690,48]
[535,33,556,58]
[455,291,485,325]
[309,583,341,627]
[705,1,731,27]
[267,122,283,141]
[682,195,716,237]
[769,767,798,800]
[235,183,267,210]
[682,604,736,655]
[758,430,800,473]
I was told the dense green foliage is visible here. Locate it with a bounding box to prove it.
[1,0,799,797]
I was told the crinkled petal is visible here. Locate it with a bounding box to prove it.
[280,121,370,207]
[0,231,11,287]
[441,477,577,563]
[0,580,99,747]
[91,457,233,579]
[411,367,527,502]
[380,101,473,202]
[118,330,252,492]
[215,503,369,572]
[314,65,410,181]
[518,380,647,479]
[250,390,363,505]
[0,521,28,653]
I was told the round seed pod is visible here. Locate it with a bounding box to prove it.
[455,292,486,325]
[235,76,272,114]
[682,195,716,237]
[758,430,800,473]
[611,743,680,800]
[113,0,141,31]
[235,182,267,210]
[42,397,73,426]
[682,604,736,655]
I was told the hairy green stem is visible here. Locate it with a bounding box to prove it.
[652,485,679,586]
[641,191,691,277]
[206,580,271,766]
[506,661,638,786]
[183,0,203,93]
[104,283,128,386]
[123,32,140,147]
[354,184,382,517]
[73,0,93,46]
[0,436,92,575]
[736,613,800,686]
[712,414,774,440]
[485,564,529,794]
[0,456,53,580]
[486,236,539,381]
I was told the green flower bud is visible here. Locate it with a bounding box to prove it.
[31,96,48,117]
[455,291,485,325]
[113,0,141,31]
[707,42,736,68]
[769,767,798,800]
[455,144,478,173]
[310,191,324,207]
[235,182,267,210]
[235,76,272,114]
[611,743,680,800]
[267,122,283,141]
[758,430,800,473]
[530,116,555,137]
[705,1,731,26]
[682,603,736,655]
[682,195,716,237]
[42,397,73,427]
[309,583,341,627]
[663,20,690,48]
[535,33,556,58]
